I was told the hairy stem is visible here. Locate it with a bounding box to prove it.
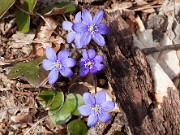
[94,74,97,94]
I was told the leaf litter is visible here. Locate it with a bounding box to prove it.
[1,0,180,134]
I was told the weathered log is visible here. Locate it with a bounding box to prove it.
[104,11,180,135]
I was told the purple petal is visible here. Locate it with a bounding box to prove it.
[94,63,104,71]
[83,93,95,106]
[92,10,104,25]
[87,114,98,127]
[79,58,85,67]
[61,58,76,68]
[74,11,81,23]
[72,23,88,33]
[88,49,96,59]
[82,49,88,60]
[82,9,92,25]
[90,67,98,74]
[59,67,73,77]
[97,24,109,34]
[98,112,110,123]
[95,91,106,105]
[92,33,105,46]
[48,68,59,84]
[62,21,73,31]
[57,50,70,61]
[42,59,55,70]
[94,55,104,62]
[78,105,91,116]
[46,46,57,61]
[67,32,76,43]
[74,33,83,48]
[81,31,91,46]
[101,101,115,111]
[79,67,89,76]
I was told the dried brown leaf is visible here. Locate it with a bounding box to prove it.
[10,108,37,124]
[33,17,59,56]
[111,2,132,10]
[44,7,66,16]
[133,1,161,13]
[11,113,33,123]
[68,83,89,95]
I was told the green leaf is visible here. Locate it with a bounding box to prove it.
[7,56,48,87]
[49,91,64,110]
[68,119,88,135]
[0,0,15,18]
[49,104,72,125]
[71,94,84,115]
[37,90,68,125]
[43,2,76,16]
[16,0,37,32]
[48,93,83,125]
[45,91,72,125]
[64,93,84,116]
[37,91,64,109]
[36,91,54,108]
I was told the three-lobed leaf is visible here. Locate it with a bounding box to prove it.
[37,90,64,110]
[16,0,37,32]
[36,90,54,108]
[37,91,84,125]
[48,91,64,110]
[0,0,15,18]
[49,104,72,125]
[8,56,48,87]
[43,2,76,16]
[49,93,84,125]
[37,90,68,125]
[63,93,84,116]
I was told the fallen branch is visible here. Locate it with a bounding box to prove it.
[142,44,180,55]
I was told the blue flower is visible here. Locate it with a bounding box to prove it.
[79,49,104,76]
[42,47,76,84]
[62,11,82,48]
[72,9,109,47]
[78,91,115,127]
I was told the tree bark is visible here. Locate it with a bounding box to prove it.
[104,11,180,135]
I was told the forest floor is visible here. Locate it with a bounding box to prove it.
[0,0,180,134]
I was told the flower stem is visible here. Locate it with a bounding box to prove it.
[94,74,97,94]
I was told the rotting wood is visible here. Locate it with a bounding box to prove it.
[104,10,180,135]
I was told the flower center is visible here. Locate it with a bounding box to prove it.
[88,25,98,34]
[87,61,93,66]
[84,60,94,69]
[94,106,100,111]
[89,26,94,31]
[92,104,101,115]
[55,61,61,68]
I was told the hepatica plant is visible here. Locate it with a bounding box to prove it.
[73,9,109,47]
[9,8,115,134]
[63,9,109,48]
[42,46,76,84]
[79,49,104,76]
[41,9,114,130]
[78,91,115,127]
[62,11,82,48]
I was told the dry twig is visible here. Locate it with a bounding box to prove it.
[142,44,180,55]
